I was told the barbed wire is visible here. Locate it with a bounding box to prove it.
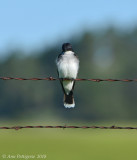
[0,76,137,82]
[0,77,136,131]
[0,125,137,130]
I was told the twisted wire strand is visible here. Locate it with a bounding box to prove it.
[0,125,137,130]
[0,77,137,82]
[0,77,136,130]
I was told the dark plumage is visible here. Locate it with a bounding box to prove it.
[62,43,73,52]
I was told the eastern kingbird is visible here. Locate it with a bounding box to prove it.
[56,43,79,108]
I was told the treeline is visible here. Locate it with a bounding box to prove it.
[0,27,137,121]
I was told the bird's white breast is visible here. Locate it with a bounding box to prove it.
[57,51,79,79]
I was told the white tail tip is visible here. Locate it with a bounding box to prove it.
[64,103,75,108]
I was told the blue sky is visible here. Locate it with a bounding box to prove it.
[0,0,137,56]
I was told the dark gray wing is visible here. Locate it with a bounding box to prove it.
[57,52,64,62]
[74,52,79,59]
[57,69,67,95]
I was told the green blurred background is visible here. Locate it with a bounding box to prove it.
[0,0,137,159]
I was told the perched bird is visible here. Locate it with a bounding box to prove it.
[56,43,79,108]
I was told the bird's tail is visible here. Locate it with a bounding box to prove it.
[64,91,75,108]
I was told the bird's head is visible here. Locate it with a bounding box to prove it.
[62,43,73,52]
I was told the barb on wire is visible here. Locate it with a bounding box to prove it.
[0,125,137,130]
[0,76,137,82]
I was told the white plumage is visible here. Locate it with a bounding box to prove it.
[56,51,79,95]
[57,51,79,78]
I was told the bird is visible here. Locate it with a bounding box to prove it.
[56,43,79,108]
